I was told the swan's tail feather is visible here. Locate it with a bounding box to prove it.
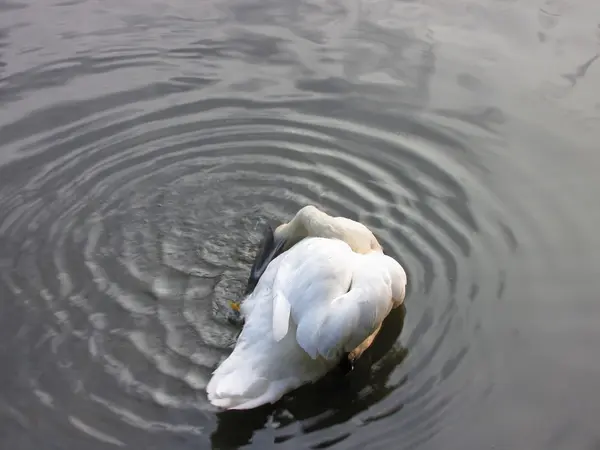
[207,358,297,410]
[209,379,291,410]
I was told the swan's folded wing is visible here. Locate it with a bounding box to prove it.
[270,238,355,353]
[287,250,394,361]
[276,239,393,361]
[309,288,390,361]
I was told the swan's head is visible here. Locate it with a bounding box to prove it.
[248,205,382,287]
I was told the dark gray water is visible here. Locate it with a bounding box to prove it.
[1,0,600,449]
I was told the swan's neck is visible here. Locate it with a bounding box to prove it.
[275,206,380,254]
[275,207,333,247]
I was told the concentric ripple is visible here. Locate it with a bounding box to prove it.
[0,86,516,449]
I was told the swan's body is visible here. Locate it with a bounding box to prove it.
[243,206,390,361]
[207,235,407,410]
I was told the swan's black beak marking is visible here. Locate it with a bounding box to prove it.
[245,224,287,295]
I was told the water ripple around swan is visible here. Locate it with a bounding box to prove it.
[0,84,514,449]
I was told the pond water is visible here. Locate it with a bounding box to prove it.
[1,0,600,449]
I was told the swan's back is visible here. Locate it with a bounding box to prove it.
[206,237,401,410]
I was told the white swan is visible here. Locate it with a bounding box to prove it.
[206,206,407,410]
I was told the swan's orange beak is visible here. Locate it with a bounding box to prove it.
[229,301,241,312]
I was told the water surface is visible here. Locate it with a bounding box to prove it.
[1,0,600,449]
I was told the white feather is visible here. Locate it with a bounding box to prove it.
[272,289,291,342]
